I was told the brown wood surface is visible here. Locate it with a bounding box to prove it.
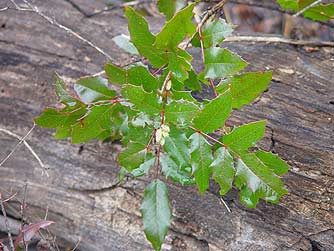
[0,0,333,250]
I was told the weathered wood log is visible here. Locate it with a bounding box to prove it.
[0,0,333,250]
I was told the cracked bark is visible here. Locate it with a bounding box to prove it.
[0,0,334,250]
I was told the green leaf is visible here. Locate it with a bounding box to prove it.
[74,77,116,103]
[71,104,114,144]
[222,120,266,155]
[122,85,162,116]
[216,72,272,109]
[303,4,334,21]
[160,155,195,185]
[255,150,289,175]
[235,153,288,208]
[125,7,166,67]
[105,64,159,92]
[131,157,156,177]
[157,0,186,20]
[112,34,139,55]
[193,17,233,48]
[34,104,87,134]
[210,147,235,195]
[184,68,201,91]
[190,133,213,193]
[54,73,77,106]
[204,48,248,79]
[119,142,147,172]
[167,52,191,81]
[163,128,190,170]
[141,180,171,251]
[192,90,232,133]
[276,0,298,11]
[154,4,196,51]
[165,100,199,126]
[127,66,160,91]
[34,108,70,128]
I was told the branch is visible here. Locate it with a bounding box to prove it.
[293,0,322,17]
[0,195,15,251]
[224,35,334,47]
[0,125,49,176]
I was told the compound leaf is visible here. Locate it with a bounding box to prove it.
[190,132,213,193]
[160,155,195,185]
[154,4,196,51]
[163,128,190,170]
[202,18,233,47]
[192,90,232,133]
[141,180,171,251]
[235,153,288,208]
[157,0,186,20]
[211,147,235,195]
[131,157,156,177]
[112,34,139,55]
[119,142,147,172]
[125,7,166,67]
[204,48,248,79]
[122,85,161,116]
[255,150,290,175]
[74,77,116,103]
[222,120,266,155]
[165,100,199,126]
[71,104,114,144]
[54,73,78,106]
[216,71,272,109]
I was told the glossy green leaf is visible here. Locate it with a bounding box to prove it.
[184,68,201,91]
[304,4,334,21]
[193,17,233,48]
[222,120,266,155]
[105,63,159,92]
[190,132,213,193]
[154,4,196,51]
[276,0,298,11]
[160,155,195,185]
[157,0,186,20]
[119,142,147,172]
[131,157,155,177]
[122,85,161,116]
[141,180,171,251]
[163,128,190,169]
[216,71,272,109]
[54,73,77,106]
[71,104,114,144]
[74,77,116,103]
[192,90,232,133]
[204,48,248,79]
[165,100,199,126]
[112,34,139,55]
[235,153,288,208]
[34,108,71,128]
[255,150,289,175]
[168,52,191,81]
[210,147,235,195]
[125,7,166,67]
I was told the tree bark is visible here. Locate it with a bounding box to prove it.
[0,0,333,250]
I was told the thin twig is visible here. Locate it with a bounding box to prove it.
[20,184,28,251]
[224,35,334,47]
[0,7,9,12]
[11,0,112,61]
[293,0,322,17]
[219,197,231,213]
[0,125,49,176]
[71,238,81,251]
[0,194,15,251]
